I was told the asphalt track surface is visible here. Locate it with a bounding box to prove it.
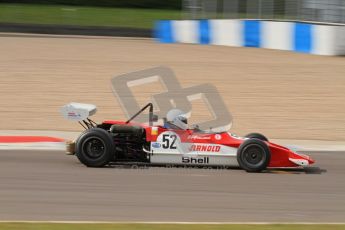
[0,150,344,222]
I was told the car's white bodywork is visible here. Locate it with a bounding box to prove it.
[148,130,239,166]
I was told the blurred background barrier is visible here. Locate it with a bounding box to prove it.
[182,0,345,24]
[154,19,345,55]
[1,1,344,54]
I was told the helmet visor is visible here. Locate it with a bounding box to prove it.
[180,116,187,124]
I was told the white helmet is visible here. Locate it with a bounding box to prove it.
[166,109,188,130]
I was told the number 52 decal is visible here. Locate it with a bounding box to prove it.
[162,134,177,149]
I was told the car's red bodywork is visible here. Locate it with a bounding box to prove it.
[102,120,314,168]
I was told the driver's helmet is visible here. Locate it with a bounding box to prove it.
[166,109,188,130]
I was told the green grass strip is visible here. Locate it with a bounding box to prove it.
[0,4,181,29]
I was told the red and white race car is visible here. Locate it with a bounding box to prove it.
[61,102,315,172]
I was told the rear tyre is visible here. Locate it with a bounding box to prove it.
[75,128,115,167]
[245,132,268,142]
[237,139,270,172]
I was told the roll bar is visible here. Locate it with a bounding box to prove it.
[125,103,157,126]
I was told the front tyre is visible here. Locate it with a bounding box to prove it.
[245,132,268,142]
[75,128,115,167]
[237,139,271,172]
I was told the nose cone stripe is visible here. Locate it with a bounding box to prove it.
[289,158,309,166]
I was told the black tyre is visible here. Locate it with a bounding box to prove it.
[75,128,115,167]
[245,132,268,142]
[237,139,271,172]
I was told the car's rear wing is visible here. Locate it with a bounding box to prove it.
[60,102,97,129]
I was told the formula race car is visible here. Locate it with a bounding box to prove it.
[61,102,315,172]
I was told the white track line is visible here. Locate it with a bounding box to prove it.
[0,142,66,150]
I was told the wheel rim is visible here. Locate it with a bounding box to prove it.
[82,137,106,159]
[242,144,266,167]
